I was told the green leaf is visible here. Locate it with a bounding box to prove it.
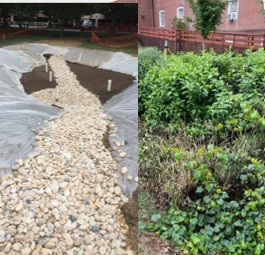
[216,198,224,205]
[190,218,198,225]
[234,220,242,227]
[193,170,201,180]
[175,152,183,160]
[187,160,194,170]
[191,234,200,244]
[203,196,211,203]
[151,214,161,222]
[196,186,204,194]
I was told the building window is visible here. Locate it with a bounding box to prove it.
[227,0,239,21]
[177,6,184,20]
[159,10,165,27]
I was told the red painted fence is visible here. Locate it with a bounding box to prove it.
[139,26,265,53]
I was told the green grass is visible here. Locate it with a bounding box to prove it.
[139,190,159,226]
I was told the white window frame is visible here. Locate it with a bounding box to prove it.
[177,6,184,20]
[227,0,239,21]
[159,10,165,27]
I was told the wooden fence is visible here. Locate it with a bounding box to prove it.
[138,26,265,53]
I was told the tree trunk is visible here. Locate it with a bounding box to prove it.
[202,39,205,51]
[109,7,117,34]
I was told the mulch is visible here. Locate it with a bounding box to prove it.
[20,61,135,104]
[20,62,137,254]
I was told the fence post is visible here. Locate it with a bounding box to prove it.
[2,34,5,41]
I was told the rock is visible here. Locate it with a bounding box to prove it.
[12,164,20,170]
[4,242,11,253]
[35,135,43,141]
[50,200,59,207]
[63,151,72,161]
[12,242,23,252]
[21,247,31,255]
[37,237,49,245]
[15,201,23,212]
[114,186,122,196]
[0,230,5,243]
[115,248,127,255]
[17,159,24,166]
[65,234,74,247]
[50,181,59,193]
[25,199,32,204]
[90,225,100,234]
[6,226,17,237]
[69,215,77,222]
[44,238,57,249]
[59,182,68,189]
[99,246,107,255]
[127,175,133,181]
[121,167,128,174]
[83,235,94,245]
[40,248,53,254]
[119,152,126,158]
[64,189,70,197]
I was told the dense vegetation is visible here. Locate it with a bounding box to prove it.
[139,47,265,255]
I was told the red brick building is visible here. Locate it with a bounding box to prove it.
[139,0,265,32]
[114,0,137,2]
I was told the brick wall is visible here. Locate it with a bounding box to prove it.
[219,1,265,32]
[139,0,265,32]
[138,0,154,27]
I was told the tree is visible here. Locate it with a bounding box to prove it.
[88,3,137,34]
[40,3,91,36]
[0,4,14,28]
[13,4,41,29]
[188,0,227,49]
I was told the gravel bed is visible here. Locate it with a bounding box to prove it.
[0,56,134,255]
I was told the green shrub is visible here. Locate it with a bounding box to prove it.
[140,49,265,136]
[138,47,164,81]
[138,47,164,114]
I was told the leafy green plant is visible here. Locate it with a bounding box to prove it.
[138,47,165,114]
[139,49,265,137]
[139,48,265,254]
[147,154,265,255]
[172,17,186,29]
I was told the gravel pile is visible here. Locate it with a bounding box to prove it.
[0,56,134,255]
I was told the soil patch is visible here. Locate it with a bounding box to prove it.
[67,62,134,104]
[121,189,138,253]
[21,62,134,104]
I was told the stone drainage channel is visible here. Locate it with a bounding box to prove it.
[0,55,134,255]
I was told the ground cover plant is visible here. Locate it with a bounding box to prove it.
[139,47,265,255]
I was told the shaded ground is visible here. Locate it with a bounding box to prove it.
[20,61,137,254]
[138,232,182,255]
[121,189,138,253]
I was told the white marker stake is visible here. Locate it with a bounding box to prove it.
[107,79,112,91]
[55,85,59,101]
[45,62,48,72]
[49,70,53,82]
